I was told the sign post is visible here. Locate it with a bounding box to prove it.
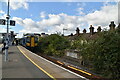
[4,0,10,62]
[0,0,15,62]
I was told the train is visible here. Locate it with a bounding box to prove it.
[19,33,40,51]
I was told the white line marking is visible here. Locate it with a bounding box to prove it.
[20,46,88,80]
[0,44,3,48]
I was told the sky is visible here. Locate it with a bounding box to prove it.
[0,0,119,38]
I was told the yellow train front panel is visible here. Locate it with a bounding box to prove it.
[31,37,35,47]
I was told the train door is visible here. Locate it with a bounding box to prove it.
[31,36,35,47]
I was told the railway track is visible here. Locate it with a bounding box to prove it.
[19,45,106,79]
[35,53,104,80]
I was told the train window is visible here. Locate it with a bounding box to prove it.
[35,37,38,42]
[26,37,30,42]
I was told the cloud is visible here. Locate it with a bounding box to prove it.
[40,11,46,19]
[12,3,118,37]
[2,0,120,2]
[77,2,86,7]
[0,27,6,33]
[7,0,29,10]
[0,14,7,19]
[0,10,6,19]
[0,10,5,14]
[76,7,85,15]
[12,13,80,36]
[84,4,118,30]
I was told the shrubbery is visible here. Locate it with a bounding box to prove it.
[37,30,120,78]
[74,30,120,78]
[38,34,70,57]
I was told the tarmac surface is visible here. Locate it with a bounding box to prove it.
[0,45,86,80]
[0,44,3,80]
[1,45,51,79]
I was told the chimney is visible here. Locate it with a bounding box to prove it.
[83,29,87,33]
[70,33,73,36]
[97,26,102,33]
[89,25,94,35]
[76,27,80,36]
[109,21,116,31]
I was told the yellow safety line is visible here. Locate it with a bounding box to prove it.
[68,66,92,76]
[57,61,64,65]
[17,46,56,80]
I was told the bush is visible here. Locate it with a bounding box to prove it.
[38,34,70,57]
[79,30,120,78]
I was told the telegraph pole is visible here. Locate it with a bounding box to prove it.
[5,0,10,61]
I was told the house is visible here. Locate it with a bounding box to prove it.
[64,21,118,64]
[68,21,117,42]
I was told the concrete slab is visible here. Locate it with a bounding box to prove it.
[2,46,52,79]
[18,46,86,79]
[0,44,3,80]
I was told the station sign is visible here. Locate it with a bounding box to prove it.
[10,20,15,26]
[0,19,6,25]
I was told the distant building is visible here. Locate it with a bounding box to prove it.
[68,21,118,41]
[65,21,119,61]
[41,33,48,37]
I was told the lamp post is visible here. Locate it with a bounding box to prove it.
[63,28,67,36]
[5,0,10,62]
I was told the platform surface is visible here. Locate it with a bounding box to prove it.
[0,44,3,80]
[1,45,86,80]
[2,46,51,79]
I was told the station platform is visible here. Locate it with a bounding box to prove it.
[0,45,86,80]
[0,44,3,80]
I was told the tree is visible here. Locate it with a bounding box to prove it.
[38,34,70,57]
[79,30,120,78]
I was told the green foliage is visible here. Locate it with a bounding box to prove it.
[38,34,70,57]
[37,30,120,78]
[77,30,120,78]
[70,36,87,50]
[93,31,120,78]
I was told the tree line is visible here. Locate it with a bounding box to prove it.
[37,29,120,79]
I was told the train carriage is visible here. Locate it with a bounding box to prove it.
[19,33,40,52]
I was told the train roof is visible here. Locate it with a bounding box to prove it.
[23,33,41,37]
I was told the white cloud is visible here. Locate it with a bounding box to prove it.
[12,3,118,37]
[84,4,118,30]
[2,0,120,2]
[40,11,46,19]
[30,14,33,17]
[7,0,29,10]
[0,27,6,33]
[77,2,86,7]
[77,7,85,15]
[0,10,5,14]
[0,14,7,19]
